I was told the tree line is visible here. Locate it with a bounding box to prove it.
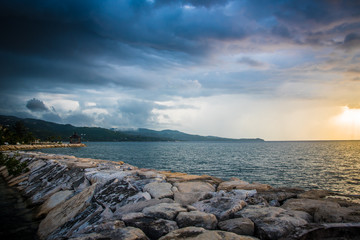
[0,121,35,145]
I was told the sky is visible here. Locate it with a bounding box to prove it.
[1,0,360,141]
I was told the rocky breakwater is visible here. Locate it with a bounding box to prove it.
[0,143,86,151]
[1,151,360,240]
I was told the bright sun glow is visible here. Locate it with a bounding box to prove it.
[334,106,360,140]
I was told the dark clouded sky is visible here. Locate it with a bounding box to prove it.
[1,0,360,140]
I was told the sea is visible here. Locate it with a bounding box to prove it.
[38,141,360,196]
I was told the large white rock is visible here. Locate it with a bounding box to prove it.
[37,183,97,240]
[143,203,187,220]
[143,182,173,199]
[36,190,74,218]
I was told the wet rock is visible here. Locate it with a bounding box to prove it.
[158,226,259,240]
[192,190,252,220]
[218,180,272,192]
[143,182,173,199]
[176,211,217,229]
[142,202,187,220]
[36,190,74,218]
[69,226,149,240]
[218,218,255,236]
[37,183,97,240]
[236,205,311,240]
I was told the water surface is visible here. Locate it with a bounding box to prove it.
[38,141,360,195]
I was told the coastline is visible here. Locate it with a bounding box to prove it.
[0,151,360,240]
[0,143,86,151]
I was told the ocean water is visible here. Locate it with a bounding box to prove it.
[38,141,360,196]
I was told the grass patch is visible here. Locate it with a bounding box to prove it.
[0,152,29,176]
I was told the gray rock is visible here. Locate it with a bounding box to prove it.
[173,181,215,205]
[314,205,360,223]
[37,183,97,240]
[69,226,149,240]
[36,190,74,218]
[176,211,217,229]
[144,182,173,199]
[158,226,259,240]
[192,190,249,220]
[143,202,187,220]
[94,178,140,211]
[281,198,341,217]
[125,216,178,240]
[114,198,174,219]
[218,218,255,236]
[237,205,310,240]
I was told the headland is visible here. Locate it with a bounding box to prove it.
[0,151,359,240]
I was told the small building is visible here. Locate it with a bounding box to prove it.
[70,132,81,144]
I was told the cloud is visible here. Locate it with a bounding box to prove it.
[342,33,360,49]
[26,98,49,112]
[237,57,264,67]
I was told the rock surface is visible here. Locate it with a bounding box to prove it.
[176,211,217,229]
[218,218,255,236]
[158,227,259,240]
[1,151,359,240]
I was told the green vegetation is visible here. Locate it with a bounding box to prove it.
[0,152,29,176]
[0,121,35,145]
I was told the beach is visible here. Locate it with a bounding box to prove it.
[1,150,360,239]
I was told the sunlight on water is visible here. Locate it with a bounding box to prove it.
[39,141,360,195]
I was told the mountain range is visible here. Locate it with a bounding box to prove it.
[0,115,264,142]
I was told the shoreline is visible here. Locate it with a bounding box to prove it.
[1,151,360,239]
[0,143,86,151]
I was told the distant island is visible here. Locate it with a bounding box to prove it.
[0,115,264,143]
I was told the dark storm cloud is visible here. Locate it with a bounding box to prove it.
[1,0,360,128]
[237,57,264,67]
[26,98,49,112]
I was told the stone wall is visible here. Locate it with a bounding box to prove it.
[0,143,86,151]
[1,151,360,240]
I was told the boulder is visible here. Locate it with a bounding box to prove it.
[298,189,331,199]
[218,218,255,236]
[143,202,187,220]
[143,182,173,199]
[173,181,216,205]
[159,171,222,185]
[114,198,174,219]
[192,190,251,220]
[218,180,272,192]
[176,211,217,229]
[37,183,97,240]
[69,226,149,240]
[237,205,310,240]
[158,227,259,240]
[94,178,140,211]
[36,190,74,218]
[314,205,360,223]
[281,198,340,217]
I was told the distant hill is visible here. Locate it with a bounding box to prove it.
[122,128,264,142]
[0,115,264,142]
